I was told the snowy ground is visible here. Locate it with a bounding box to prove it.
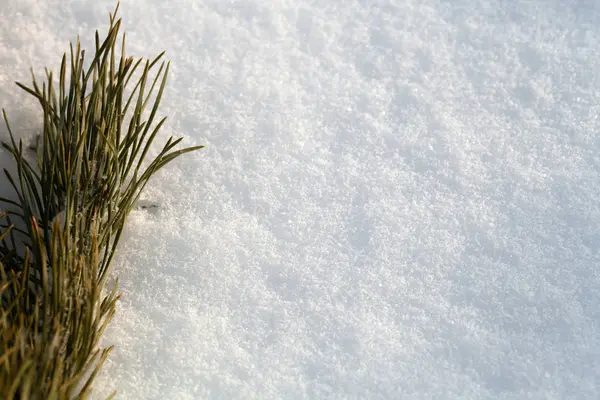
[1,0,600,398]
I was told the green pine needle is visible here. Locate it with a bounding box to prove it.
[0,2,203,398]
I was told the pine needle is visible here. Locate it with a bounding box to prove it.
[0,3,203,398]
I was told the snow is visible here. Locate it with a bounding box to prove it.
[1,0,600,398]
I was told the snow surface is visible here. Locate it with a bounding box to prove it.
[1,0,600,398]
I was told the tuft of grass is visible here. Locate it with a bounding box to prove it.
[0,3,203,398]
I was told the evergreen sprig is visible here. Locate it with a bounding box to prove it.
[0,3,203,398]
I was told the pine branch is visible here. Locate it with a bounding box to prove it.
[0,2,203,398]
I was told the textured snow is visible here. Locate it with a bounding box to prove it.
[1,0,599,398]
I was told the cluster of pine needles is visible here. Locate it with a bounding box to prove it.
[0,4,203,399]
